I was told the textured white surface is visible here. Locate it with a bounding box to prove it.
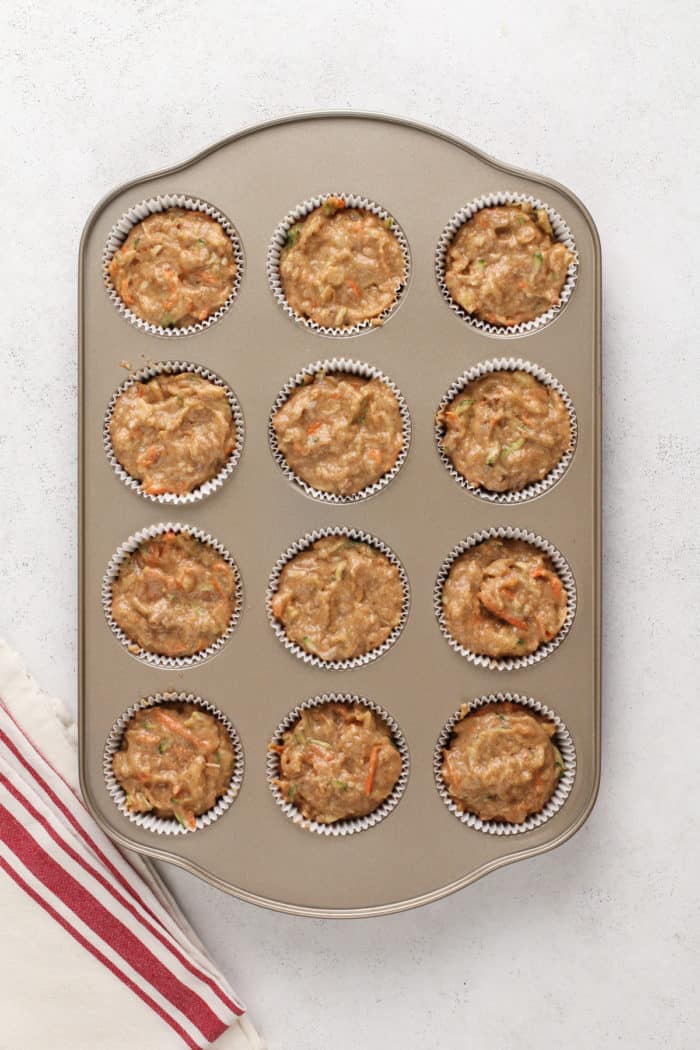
[1,2,699,1048]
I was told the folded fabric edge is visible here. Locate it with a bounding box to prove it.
[0,639,78,788]
[212,1016,266,1049]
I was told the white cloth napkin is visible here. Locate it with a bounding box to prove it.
[0,640,264,1050]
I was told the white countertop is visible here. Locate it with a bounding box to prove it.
[2,2,698,1047]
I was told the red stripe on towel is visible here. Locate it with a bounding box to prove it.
[0,854,201,1050]
[2,773,237,1030]
[1,801,227,1044]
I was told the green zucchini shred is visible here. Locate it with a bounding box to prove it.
[501,437,526,458]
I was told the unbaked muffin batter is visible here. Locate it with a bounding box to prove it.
[279,198,404,328]
[444,203,573,325]
[111,532,237,658]
[272,371,404,495]
[441,702,563,823]
[109,208,237,327]
[442,537,567,658]
[110,372,237,496]
[437,370,570,492]
[272,702,402,823]
[113,703,235,829]
[270,536,404,662]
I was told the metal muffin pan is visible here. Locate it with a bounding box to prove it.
[79,112,601,918]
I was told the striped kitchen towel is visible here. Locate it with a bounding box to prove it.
[0,640,264,1050]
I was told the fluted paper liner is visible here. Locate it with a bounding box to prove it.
[104,692,244,836]
[267,693,409,837]
[435,357,577,503]
[435,190,578,336]
[268,358,411,503]
[102,193,244,337]
[102,522,243,669]
[104,360,245,505]
[266,192,410,337]
[434,526,577,671]
[434,693,576,835]
[266,526,410,670]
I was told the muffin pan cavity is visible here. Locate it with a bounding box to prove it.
[103,193,244,337]
[434,693,576,835]
[266,693,409,837]
[268,358,411,504]
[267,192,411,337]
[434,358,577,504]
[104,361,245,504]
[435,190,578,337]
[104,693,244,835]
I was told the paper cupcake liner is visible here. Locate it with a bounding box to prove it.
[268,358,411,504]
[434,526,577,671]
[434,357,578,503]
[102,193,244,337]
[435,190,579,337]
[434,693,576,835]
[103,361,245,505]
[102,522,243,669]
[266,192,411,338]
[266,526,410,670]
[267,693,410,837]
[104,692,244,836]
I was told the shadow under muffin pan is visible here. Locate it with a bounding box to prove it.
[103,360,245,505]
[268,358,411,504]
[79,113,600,918]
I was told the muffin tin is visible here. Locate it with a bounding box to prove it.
[79,112,601,918]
